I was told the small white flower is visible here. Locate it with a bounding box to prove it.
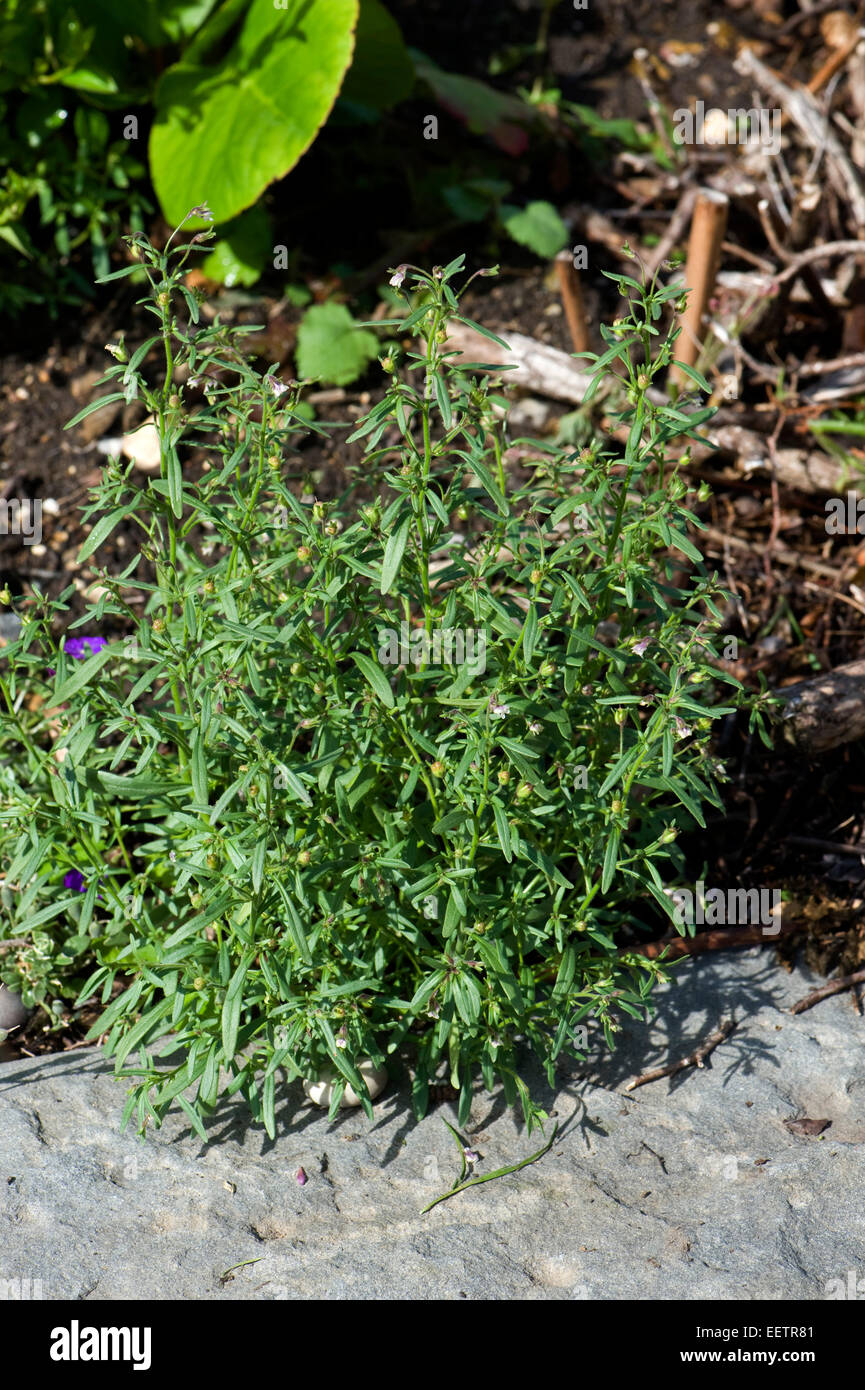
[463,1148,479,1164]
[528,720,542,735]
[389,264,408,288]
[264,374,288,398]
[490,703,510,719]
[633,637,650,656]
[104,342,125,361]
[673,716,693,740]
[189,203,213,222]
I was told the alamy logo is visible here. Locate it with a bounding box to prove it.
[673,101,781,154]
[671,881,781,935]
[377,623,486,674]
[0,1275,46,1299]
[0,499,42,545]
[826,492,865,534]
[49,1321,152,1371]
[825,1270,865,1299]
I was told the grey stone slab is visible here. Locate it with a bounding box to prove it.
[1,949,863,1301]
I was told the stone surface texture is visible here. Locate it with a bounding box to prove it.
[1,948,863,1300]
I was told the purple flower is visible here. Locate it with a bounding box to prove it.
[64,635,107,660]
[295,1167,308,1187]
[633,637,651,656]
[673,716,693,740]
[463,1148,480,1164]
[389,264,408,289]
[64,869,86,893]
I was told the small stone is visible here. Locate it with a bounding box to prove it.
[0,986,30,1033]
[303,1059,388,1109]
[121,419,162,471]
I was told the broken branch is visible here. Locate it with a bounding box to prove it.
[669,189,729,384]
[790,967,865,1014]
[625,1019,736,1091]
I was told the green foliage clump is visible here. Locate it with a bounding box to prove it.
[0,220,743,1138]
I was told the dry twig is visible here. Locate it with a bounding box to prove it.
[669,189,729,383]
[625,1019,736,1092]
[790,967,865,1014]
[553,249,591,355]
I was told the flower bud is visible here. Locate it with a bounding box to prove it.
[296,546,311,562]
[530,569,542,585]
[267,453,281,470]
[0,587,10,605]
[660,827,677,844]
[193,977,206,991]
[636,372,649,391]
[614,707,627,726]
[152,617,165,634]
[312,502,326,522]
[430,760,445,778]
[297,849,311,867]
[313,680,326,697]
[290,661,304,677]
[611,797,623,814]
[516,781,533,800]
[539,660,556,678]
[497,768,510,785]
[202,579,215,594]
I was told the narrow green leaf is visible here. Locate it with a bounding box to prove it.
[492,799,513,862]
[380,516,411,594]
[350,651,395,708]
[191,732,208,805]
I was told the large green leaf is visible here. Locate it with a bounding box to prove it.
[500,201,569,259]
[413,53,531,156]
[150,0,360,227]
[296,301,379,386]
[199,205,272,287]
[339,0,414,111]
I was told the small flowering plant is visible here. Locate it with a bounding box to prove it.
[0,222,751,1138]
